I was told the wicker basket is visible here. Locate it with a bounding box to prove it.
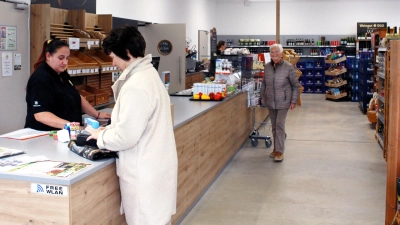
[283,49,300,65]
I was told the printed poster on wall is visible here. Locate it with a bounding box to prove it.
[2,52,12,76]
[1,26,17,51]
[14,53,21,70]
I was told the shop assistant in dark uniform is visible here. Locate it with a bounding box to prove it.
[25,40,111,131]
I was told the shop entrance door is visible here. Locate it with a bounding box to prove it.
[145,24,186,94]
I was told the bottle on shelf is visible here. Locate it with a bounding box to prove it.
[386,26,391,38]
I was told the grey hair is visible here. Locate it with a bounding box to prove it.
[270,43,283,53]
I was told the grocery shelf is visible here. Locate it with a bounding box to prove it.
[376,132,384,149]
[378,112,385,124]
[378,94,385,103]
[324,56,347,64]
[325,68,347,76]
[325,80,347,88]
[325,92,347,100]
[378,47,387,52]
[377,72,385,79]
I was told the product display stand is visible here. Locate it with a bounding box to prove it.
[375,47,388,155]
[385,40,400,225]
[324,56,348,100]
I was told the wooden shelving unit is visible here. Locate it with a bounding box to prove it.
[375,48,388,155]
[325,55,348,100]
[325,92,347,99]
[325,80,347,88]
[386,40,400,225]
[30,4,114,107]
[325,68,347,76]
[324,55,347,64]
[30,4,112,74]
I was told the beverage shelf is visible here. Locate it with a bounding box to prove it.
[325,68,347,76]
[325,92,347,100]
[378,94,385,103]
[325,80,347,88]
[324,56,347,64]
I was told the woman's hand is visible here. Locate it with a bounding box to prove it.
[98,111,111,119]
[289,103,296,110]
[85,126,106,141]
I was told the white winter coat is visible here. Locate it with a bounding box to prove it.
[97,54,178,225]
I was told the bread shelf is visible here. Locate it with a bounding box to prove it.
[85,50,121,73]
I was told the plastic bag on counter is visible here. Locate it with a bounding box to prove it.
[68,140,118,161]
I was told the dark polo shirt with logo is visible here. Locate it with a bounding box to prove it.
[25,62,82,131]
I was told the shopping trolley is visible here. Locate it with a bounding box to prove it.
[242,78,272,148]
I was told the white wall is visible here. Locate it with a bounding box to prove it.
[215,0,400,35]
[0,1,30,134]
[97,0,217,53]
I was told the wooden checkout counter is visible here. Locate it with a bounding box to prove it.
[0,92,269,225]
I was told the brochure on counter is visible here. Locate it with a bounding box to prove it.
[0,147,25,158]
[0,128,48,140]
[0,155,92,177]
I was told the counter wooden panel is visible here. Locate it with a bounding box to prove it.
[0,163,126,225]
[386,40,400,225]
[185,72,205,89]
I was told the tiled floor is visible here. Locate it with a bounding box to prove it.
[180,94,386,225]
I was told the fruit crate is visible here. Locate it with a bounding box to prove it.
[75,85,109,106]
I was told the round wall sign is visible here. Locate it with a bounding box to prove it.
[158,40,173,55]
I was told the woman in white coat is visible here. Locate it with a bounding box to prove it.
[85,26,178,225]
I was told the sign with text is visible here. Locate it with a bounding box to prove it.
[157,40,173,55]
[31,183,69,196]
[357,22,387,36]
[0,26,17,51]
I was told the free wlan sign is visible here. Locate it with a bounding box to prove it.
[31,183,69,196]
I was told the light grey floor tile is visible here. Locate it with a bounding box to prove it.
[180,94,386,225]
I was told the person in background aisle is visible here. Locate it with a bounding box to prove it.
[84,25,178,225]
[25,39,110,131]
[209,40,227,77]
[260,43,300,162]
[216,40,227,55]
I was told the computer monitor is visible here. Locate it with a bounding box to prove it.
[151,56,160,71]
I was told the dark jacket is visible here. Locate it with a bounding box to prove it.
[260,59,300,109]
